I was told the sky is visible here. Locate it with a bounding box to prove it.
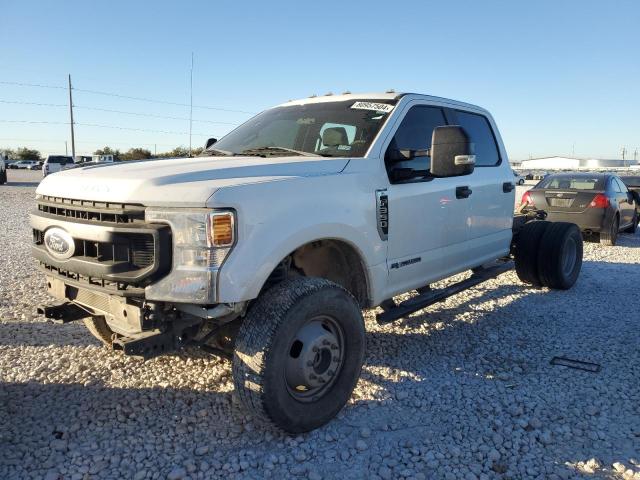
[1,0,639,160]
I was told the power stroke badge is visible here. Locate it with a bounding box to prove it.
[44,227,75,260]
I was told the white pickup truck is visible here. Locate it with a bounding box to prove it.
[32,93,583,432]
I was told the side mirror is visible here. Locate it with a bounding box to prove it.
[205,138,217,149]
[430,126,475,177]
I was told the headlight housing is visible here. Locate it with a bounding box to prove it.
[144,208,236,304]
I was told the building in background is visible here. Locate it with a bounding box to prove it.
[518,156,639,170]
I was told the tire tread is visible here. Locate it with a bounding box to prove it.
[232,277,359,428]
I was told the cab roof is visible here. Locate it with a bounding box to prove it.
[277,92,485,113]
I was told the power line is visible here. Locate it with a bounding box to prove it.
[74,105,240,125]
[0,119,68,125]
[0,99,66,108]
[0,99,241,124]
[0,119,216,136]
[0,80,65,90]
[77,122,212,136]
[72,87,256,114]
[0,137,186,147]
[3,78,257,114]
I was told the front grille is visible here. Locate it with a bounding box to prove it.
[36,195,145,224]
[32,198,172,292]
[33,229,156,269]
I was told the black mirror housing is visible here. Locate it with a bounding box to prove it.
[430,126,475,177]
[205,138,218,149]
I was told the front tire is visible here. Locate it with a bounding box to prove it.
[233,277,365,433]
[624,211,638,234]
[83,316,114,346]
[0,170,6,185]
[600,215,619,246]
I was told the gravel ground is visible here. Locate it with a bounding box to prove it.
[1,169,639,480]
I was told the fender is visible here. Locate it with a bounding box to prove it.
[209,173,388,304]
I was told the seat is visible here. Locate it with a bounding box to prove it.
[322,127,349,148]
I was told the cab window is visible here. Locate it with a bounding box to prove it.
[385,106,447,183]
[454,111,500,166]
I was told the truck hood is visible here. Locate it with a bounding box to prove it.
[36,155,349,206]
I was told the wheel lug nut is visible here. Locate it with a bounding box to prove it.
[322,339,329,346]
[330,344,338,350]
[312,346,318,353]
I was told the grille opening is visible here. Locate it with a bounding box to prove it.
[35,229,156,269]
[36,195,145,224]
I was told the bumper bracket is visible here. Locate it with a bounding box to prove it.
[37,302,89,324]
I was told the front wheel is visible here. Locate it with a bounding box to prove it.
[83,316,114,346]
[232,277,365,433]
[600,215,619,246]
[0,170,6,184]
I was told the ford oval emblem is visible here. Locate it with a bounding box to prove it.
[44,227,75,260]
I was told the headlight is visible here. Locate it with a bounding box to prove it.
[144,208,236,303]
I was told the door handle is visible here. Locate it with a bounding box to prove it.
[456,186,472,199]
[503,182,515,192]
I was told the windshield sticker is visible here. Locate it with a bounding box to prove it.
[351,101,395,113]
[296,117,316,125]
[337,145,351,150]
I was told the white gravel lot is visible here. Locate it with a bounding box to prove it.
[1,169,639,480]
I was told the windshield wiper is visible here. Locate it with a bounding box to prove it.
[240,146,320,157]
[201,148,236,157]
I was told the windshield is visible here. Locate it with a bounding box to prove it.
[537,175,605,190]
[207,99,397,158]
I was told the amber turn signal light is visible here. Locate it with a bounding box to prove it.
[208,212,234,247]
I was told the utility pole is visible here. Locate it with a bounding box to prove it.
[68,74,76,159]
[189,52,194,157]
[65,141,68,156]
[634,148,638,163]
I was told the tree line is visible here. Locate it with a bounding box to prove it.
[0,146,205,161]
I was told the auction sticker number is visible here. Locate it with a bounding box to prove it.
[351,101,394,113]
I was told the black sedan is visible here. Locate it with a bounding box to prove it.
[520,172,638,245]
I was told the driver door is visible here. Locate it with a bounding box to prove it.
[384,105,472,298]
